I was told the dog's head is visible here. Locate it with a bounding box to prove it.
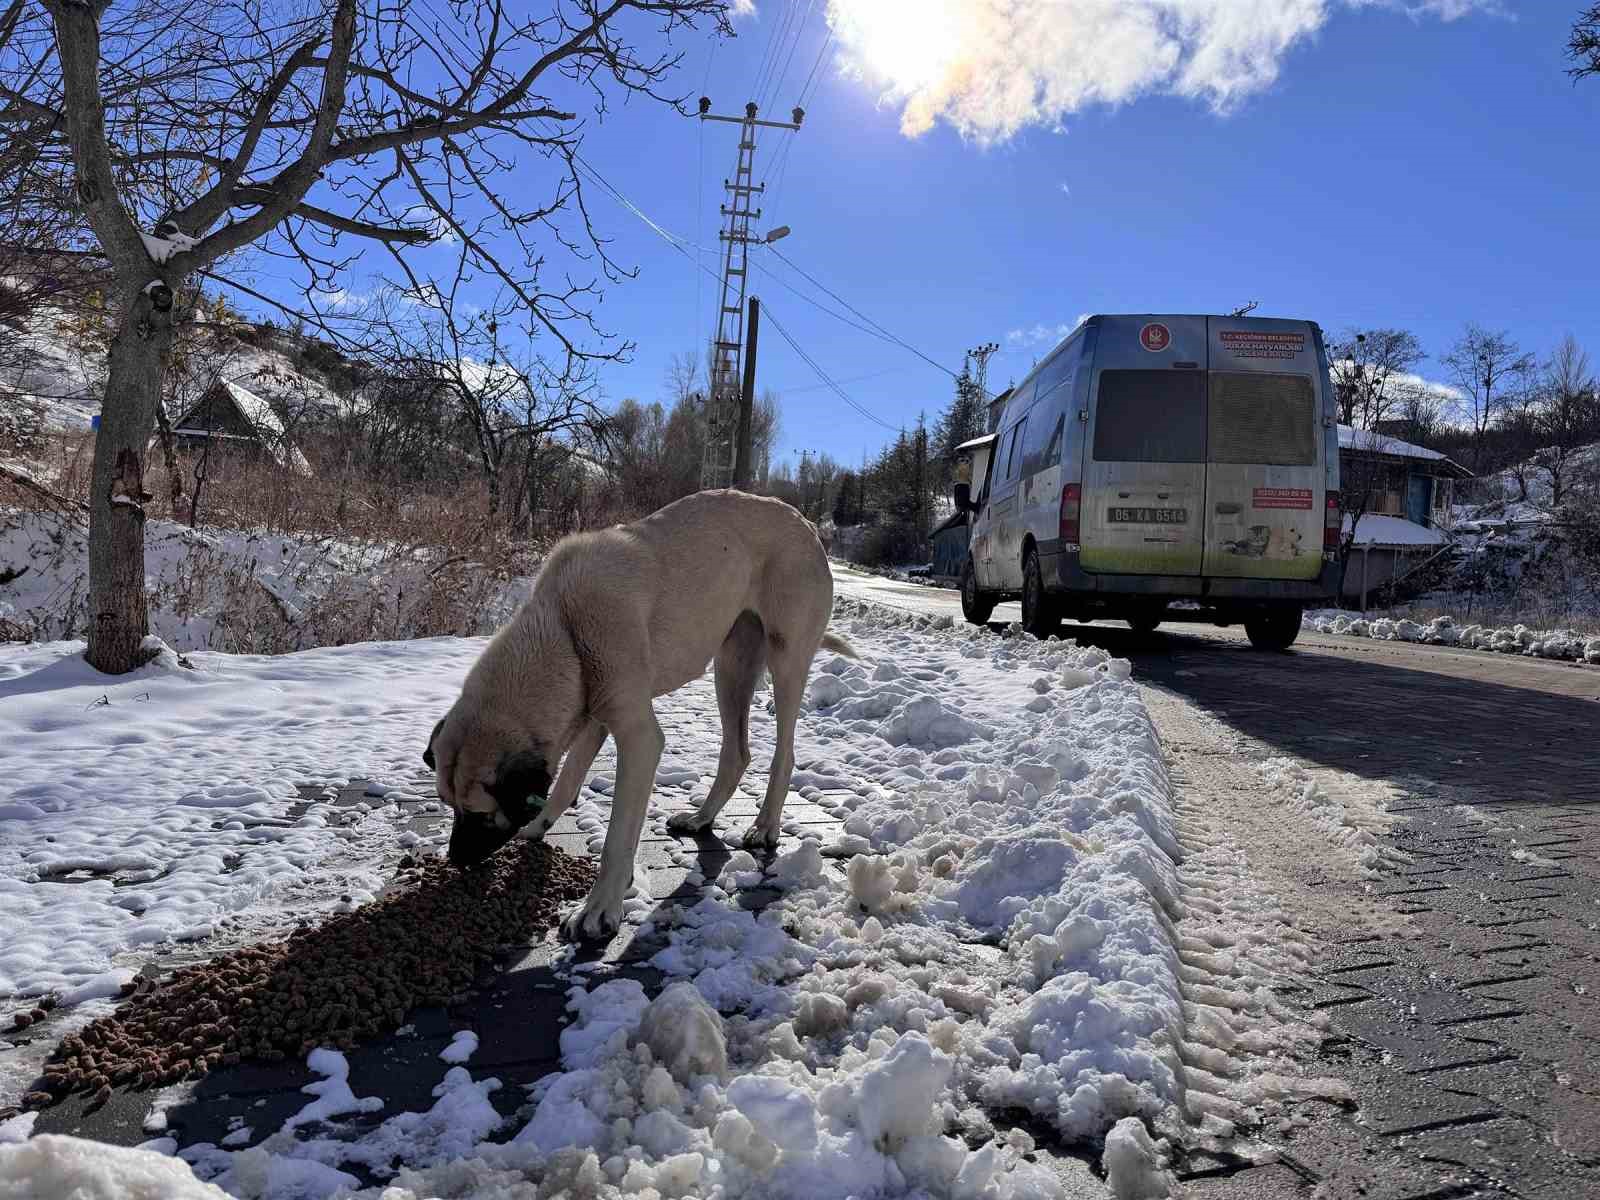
[424,713,553,868]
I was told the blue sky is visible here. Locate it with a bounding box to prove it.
[328,2,1599,470]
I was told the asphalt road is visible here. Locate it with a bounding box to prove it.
[833,566,1600,1199]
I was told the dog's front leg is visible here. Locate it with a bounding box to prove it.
[561,707,663,943]
[527,719,607,840]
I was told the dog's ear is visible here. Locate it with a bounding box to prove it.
[423,718,445,770]
[487,749,551,830]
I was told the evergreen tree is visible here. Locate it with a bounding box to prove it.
[932,360,988,491]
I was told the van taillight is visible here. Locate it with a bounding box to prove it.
[1060,483,1081,546]
[1324,491,1341,549]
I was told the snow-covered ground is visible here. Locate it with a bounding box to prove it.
[2,598,1343,1198]
[0,508,534,651]
[1303,608,1600,664]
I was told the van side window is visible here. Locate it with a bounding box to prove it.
[1021,410,1066,479]
[1004,419,1027,480]
[1034,351,1075,403]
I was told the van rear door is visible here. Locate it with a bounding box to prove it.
[1079,317,1207,576]
[1202,319,1325,580]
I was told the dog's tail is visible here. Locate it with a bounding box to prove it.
[817,631,860,660]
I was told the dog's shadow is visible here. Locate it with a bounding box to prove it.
[566,827,785,969]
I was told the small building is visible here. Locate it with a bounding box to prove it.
[1337,425,1470,529]
[1337,425,1472,603]
[170,379,312,474]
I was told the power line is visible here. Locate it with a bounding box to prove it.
[767,244,959,382]
[765,0,816,110]
[762,303,900,431]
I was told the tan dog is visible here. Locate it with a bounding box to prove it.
[424,490,853,942]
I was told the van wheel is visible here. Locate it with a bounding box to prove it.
[961,560,996,626]
[1020,549,1060,638]
[1245,607,1302,651]
[1127,606,1165,635]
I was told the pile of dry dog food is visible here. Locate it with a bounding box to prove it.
[18,842,595,1110]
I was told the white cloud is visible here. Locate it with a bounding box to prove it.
[827,0,1507,144]
[728,0,757,19]
[1006,321,1076,348]
[1058,181,1071,196]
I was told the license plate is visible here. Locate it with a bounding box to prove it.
[1107,506,1188,524]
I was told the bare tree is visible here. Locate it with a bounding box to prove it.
[1390,378,1448,448]
[367,281,606,517]
[1441,324,1536,475]
[1530,334,1599,510]
[1327,329,1425,429]
[1572,5,1600,79]
[1327,330,1424,596]
[751,388,781,488]
[1,0,731,671]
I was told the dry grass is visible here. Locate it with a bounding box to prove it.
[3,435,559,653]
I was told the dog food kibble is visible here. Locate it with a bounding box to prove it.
[21,842,595,1110]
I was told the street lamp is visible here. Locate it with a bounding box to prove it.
[763,226,791,244]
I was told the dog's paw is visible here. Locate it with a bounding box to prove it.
[740,818,782,850]
[666,810,713,835]
[560,895,623,944]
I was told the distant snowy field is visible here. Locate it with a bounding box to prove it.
[1,600,1338,1199]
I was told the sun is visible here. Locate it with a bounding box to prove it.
[831,0,964,95]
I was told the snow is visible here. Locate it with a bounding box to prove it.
[0,297,347,433]
[1342,513,1446,548]
[439,1031,479,1065]
[1101,1116,1174,1200]
[284,1049,384,1131]
[0,1134,229,1199]
[0,591,1348,1197]
[0,633,481,1004]
[1304,608,1600,664]
[0,508,535,650]
[1337,424,1453,464]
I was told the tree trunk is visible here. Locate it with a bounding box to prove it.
[86,290,175,673]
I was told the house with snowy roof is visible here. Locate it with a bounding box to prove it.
[169,379,313,475]
[1338,424,1472,602]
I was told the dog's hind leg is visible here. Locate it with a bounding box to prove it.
[667,611,766,836]
[562,703,663,943]
[742,640,807,849]
[527,718,607,840]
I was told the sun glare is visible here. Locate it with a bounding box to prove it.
[832,0,964,94]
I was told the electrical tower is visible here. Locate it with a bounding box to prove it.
[960,340,998,428]
[697,98,802,489]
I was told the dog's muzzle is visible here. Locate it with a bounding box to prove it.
[447,792,545,868]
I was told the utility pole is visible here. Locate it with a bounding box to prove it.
[734,297,759,489]
[697,97,802,490]
[969,341,999,431]
[796,448,815,518]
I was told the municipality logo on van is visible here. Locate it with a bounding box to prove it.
[1138,323,1171,352]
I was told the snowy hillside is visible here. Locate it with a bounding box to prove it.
[2,298,350,433]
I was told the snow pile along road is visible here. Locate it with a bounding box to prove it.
[1303,609,1600,664]
[0,599,1339,1198]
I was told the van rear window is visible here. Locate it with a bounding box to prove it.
[1208,373,1316,465]
[1092,370,1206,463]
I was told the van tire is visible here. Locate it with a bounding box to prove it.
[1127,604,1166,635]
[961,560,996,626]
[1020,549,1060,638]
[1245,607,1302,651]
